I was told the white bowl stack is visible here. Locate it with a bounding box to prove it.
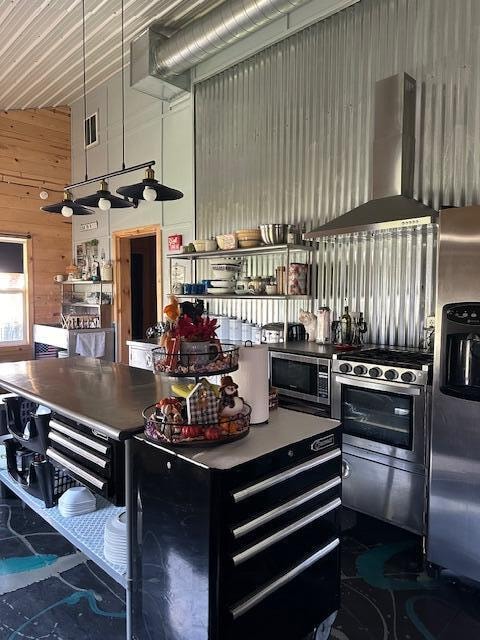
[209,258,242,295]
[58,486,96,517]
[104,511,127,566]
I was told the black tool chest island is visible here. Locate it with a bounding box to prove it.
[130,411,342,640]
[0,358,341,640]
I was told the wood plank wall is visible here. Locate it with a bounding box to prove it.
[0,106,72,362]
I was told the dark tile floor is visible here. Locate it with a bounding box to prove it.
[333,511,480,640]
[1,499,480,640]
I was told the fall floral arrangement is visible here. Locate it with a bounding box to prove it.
[174,314,218,342]
[152,295,237,376]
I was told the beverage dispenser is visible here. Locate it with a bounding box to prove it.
[441,303,480,400]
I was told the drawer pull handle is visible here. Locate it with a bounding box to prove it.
[231,537,340,620]
[232,476,341,539]
[233,497,341,566]
[47,448,107,490]
[232,448,341,503]
[49,432,109,470]
[50,420,110,455]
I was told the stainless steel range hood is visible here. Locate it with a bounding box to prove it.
[305,73,438,239]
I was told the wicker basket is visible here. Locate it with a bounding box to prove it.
[143,403,251,446]
[152,342,239,377]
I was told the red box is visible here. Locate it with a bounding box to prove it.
[168,234,183,252]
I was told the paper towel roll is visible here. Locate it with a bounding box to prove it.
[231,344,269,425]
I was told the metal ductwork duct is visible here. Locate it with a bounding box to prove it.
[131,0,309,100]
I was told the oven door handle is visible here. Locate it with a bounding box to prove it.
[334,374,421,396]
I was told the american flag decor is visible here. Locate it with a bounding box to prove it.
[35,343,59,359]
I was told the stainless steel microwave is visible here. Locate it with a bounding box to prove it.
[269,351,330,406]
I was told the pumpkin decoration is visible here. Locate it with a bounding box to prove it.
[181,425,202,439]
[204,426,221,441]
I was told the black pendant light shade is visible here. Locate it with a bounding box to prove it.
[74,180,134,209]
[116,168,183,203]
[41,190,93,216]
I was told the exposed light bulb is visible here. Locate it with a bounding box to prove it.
[39,190,49,200]
[143,186,157,202]
[61,205,73,218]
[98,197,111,211]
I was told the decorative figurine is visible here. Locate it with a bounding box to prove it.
[219,375,238,408]
[299,309,317,342]
[219,376,244,417]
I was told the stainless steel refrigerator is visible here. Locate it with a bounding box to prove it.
[428,205,480,581]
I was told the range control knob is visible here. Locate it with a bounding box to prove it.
[339,363,352,374]
[369,367,382,378]
[353,365,367,376]
[401,371,416,383]
[384,369,398,380]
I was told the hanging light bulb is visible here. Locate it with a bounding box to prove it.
[143,185,157,201]
[41,190,93,216]
[98,197,112,211]
[74,180,133,210]
[61,205,74,217]
[117,167,183,203]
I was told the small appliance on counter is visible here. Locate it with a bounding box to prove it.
[261,322,306,344]
[269,350,330,417]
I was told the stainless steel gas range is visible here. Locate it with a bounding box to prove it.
[332,348,433,535]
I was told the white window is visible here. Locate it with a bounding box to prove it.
[84,111,98,148]
[0,237,29,346]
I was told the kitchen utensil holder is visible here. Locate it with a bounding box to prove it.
[4,439,77,508]
[4,396,51,454]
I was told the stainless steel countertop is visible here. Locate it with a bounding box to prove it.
[136,408,340,470]
[0,358,168,440]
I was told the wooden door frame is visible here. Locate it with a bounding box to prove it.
[112,225,162,364]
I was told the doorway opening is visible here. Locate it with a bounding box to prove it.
[112,225,162,363]
[130,236,157,340]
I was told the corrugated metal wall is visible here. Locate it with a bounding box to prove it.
[195,0,480,346]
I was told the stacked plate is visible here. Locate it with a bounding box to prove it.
[209,258,242,295]
[104,511,127,566]
[58,486,96,517]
